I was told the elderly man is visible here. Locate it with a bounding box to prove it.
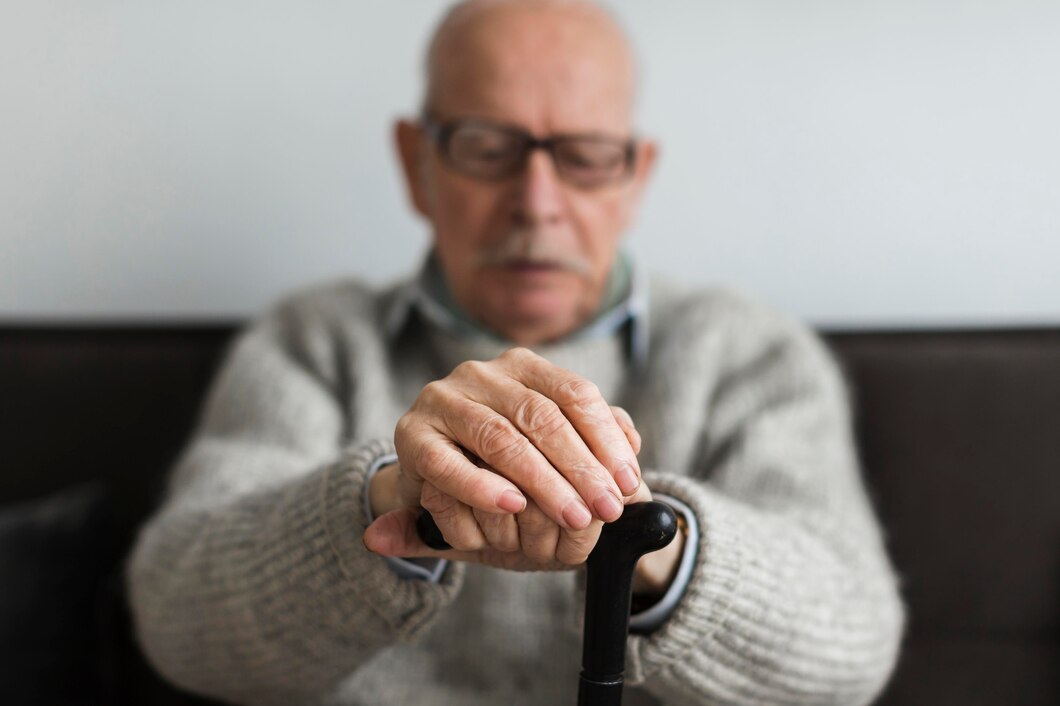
[128,1,904,704]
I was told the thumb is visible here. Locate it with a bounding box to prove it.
[363,507,430,557]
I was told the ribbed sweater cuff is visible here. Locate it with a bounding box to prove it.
[626,471,744,684]
[323,437,465,641]
[624,472,903,704]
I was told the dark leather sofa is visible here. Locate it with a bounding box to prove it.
[2,324,1058,705]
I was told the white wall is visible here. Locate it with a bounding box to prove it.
[2,0,1057,328]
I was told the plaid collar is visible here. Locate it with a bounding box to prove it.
[384,250,649,368]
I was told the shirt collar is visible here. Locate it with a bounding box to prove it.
[384,250,649,367]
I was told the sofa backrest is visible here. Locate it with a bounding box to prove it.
[832,330,1060,704]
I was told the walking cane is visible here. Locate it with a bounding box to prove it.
[578,501,677,705]
[417,501,678,706]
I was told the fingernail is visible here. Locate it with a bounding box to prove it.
[594,492,623,522]
[562,501,593,530]
[498,490,527,513]
[616,464,640,495]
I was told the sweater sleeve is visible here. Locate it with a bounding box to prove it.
[126,307,465,705]
[626,307,905,705]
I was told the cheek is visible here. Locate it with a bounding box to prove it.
[431,179,506,245]
[428,179,515,298]
[569,191,632,264]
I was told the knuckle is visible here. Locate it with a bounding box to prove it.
[521,536,554,563]
[566,457,608,486]
[528,548,553,564]
[453,359,487,380]
[553,377,602,409]
[538,469,578,501]
[415,443,456,482]
[611,405,633,427]
[448,533,484,552]
[514,396,568,439]
[394,412,428,448]
[520,509,550,532]
[498,531,520,553]
[517,513,549,540]
[518,526,559,564]
[450,530,487,552]
[394,412,414,437]
[559,538,593,559]
[474,415,527,465]
[477,513,519,552]
[557,526,600,565]
[419,486,450,514]
[419,445,500,508]
[501,347,535,363]
[424,500,486,551]
[556,544,589,566]
[418,379,446,402]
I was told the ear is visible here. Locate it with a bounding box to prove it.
[630,138,658,197]
[394,119,433,219]
[612,138,659,236]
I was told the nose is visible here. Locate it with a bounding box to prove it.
[511,148,565,226]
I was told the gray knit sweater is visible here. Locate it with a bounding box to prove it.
[127,276,904,706]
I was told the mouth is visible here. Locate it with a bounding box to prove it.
[502,258,564,273]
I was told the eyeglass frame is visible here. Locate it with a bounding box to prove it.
[419,115,639,190]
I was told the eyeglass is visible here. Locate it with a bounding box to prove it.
[422,116,637,190]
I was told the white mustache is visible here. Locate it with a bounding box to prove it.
[473,230,592,276]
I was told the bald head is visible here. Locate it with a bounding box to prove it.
[423,0,637,128]
[394,0,656,344]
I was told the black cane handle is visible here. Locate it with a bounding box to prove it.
[579,501,677,706]
[416,508,452,550]
[416,502,677,706]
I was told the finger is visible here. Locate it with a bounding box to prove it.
[473,506,520,553]
[438,396,595,531]
[624,477,654,506]
[449,357,626,519]
[365,507,478,560]
[396,424,527,515]
[364,506,432,557]
[516,500,561,564]
[498,348,642,496]
[421,482,488,551]
[610,405,642,456]
[555,519,603,565]
[364,509,542,568]
[365,509,574,572]
[487,384,628,519]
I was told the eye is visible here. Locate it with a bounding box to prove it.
[449,127,521,165]
[557,140,626,173]
[476,145,517,162]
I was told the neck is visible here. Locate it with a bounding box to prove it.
[417,250,632,345]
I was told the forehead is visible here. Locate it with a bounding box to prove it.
[427,3,635,134]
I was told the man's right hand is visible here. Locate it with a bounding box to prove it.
[365,347,643,558]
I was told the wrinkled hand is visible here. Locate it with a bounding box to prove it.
[364,347,645,568]
[367,470,653,571]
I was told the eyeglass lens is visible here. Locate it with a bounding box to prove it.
[443,122,631,188]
